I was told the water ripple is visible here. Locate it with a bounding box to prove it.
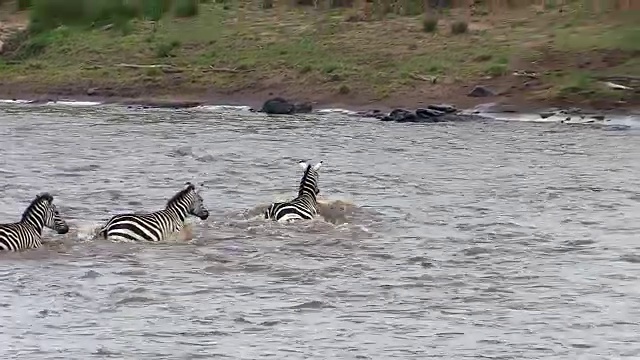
[0,104,639,359]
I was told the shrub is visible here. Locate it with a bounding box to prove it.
[155,39,181,57]
[17,0,32,10]
[139,0,171,21]
[485,63,508,77]
[422,16,438,33]
[28,0,139,33]
[450,20,468,35]
[174,0,199,18]
[338,84,350,94]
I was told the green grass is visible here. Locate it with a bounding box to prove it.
[25,0,195,34]
[0,1,638,104]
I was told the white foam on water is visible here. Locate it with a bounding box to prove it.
[0,99,103,106]
[0,99,31,104]
[602,115,640,130]
[195,105,252,112]
[53,100,103,106]
[72,220,104,242]
[479,112,566,123]
[316,108,358,115]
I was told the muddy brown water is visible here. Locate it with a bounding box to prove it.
[1,103,640,359]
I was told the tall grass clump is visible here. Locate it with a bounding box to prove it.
[28,0,85,33]
[174,0,199,17]
[27,0,176,34]
[29,0,138,33]
[139,0,172,21]
[17,0,32,10]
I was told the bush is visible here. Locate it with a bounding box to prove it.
[29,0,84,33]
[8,29,69,60]
[85,0,139,26]
[28,0,140,33]
[422,16,438,33]
[155,39,180,57]
[450,20,468,35]
[139,0,172,21]
[485,63,508,77]
[17,0,32,10]
[26,0,186,33]
[338,84,350,94]
[174,0,199,17]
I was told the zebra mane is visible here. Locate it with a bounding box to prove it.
[21,192,54,221]
[166,183,195,207]
[298,164,315,197]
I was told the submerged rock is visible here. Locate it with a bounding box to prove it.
[539,111,557,119]
[427,104,458,114]
[261,97,294,114]
[255,97,491,123]
[293,101,313,114]
[355,109,385,119]
[260,97,314,115]
[371,104,487,123]
[382,108,416,122]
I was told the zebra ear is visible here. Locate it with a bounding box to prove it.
[312,161,323,171]
[299,161,309,170]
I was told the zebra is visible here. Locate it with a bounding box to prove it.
[97,182,209,242]
[265,160,323,223]
[0,192,70,252]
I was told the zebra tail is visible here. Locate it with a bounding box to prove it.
[96,226,108,239]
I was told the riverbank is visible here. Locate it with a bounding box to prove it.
[0,1,638,112]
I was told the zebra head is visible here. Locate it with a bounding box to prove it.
[167,182,210,220]
[22,193,70,234]
[298,160,323,197]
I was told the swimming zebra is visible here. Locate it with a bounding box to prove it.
[0,193,70,251]
[97,182,209,242]
[265,160,323,223]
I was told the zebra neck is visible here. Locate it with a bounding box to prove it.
[22,217,44,234]
[299,192,317,203]
[165,204,188,222]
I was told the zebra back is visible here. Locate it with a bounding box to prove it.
[265,160,324,222]
[98,182,209,242]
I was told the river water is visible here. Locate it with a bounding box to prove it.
[0,102,639,359]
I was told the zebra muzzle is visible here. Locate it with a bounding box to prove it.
[57,224,70,234]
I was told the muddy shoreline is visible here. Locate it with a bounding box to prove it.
[0,85,638,116]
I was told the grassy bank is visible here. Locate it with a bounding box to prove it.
[0,0,638,109]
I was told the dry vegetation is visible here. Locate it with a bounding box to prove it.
[0,0,638,109]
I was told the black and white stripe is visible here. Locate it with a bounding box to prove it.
[0,193,70,251]
[265,160,323,223]
[97,182,209,242]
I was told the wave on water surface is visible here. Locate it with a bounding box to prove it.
[10,198,376,255]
